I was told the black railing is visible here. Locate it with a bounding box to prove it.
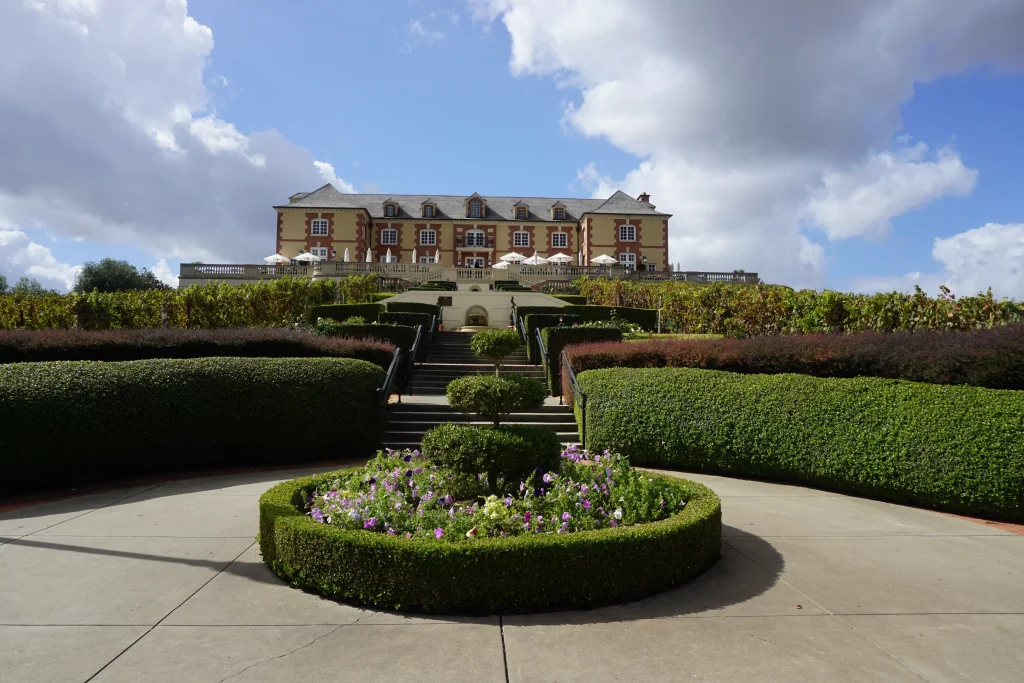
[561,349,586,446]
[410,324,424,364]
[377,347,402,422]
[456,235,495,248]
[536,328,549,390]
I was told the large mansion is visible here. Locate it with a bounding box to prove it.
[275,185,671,271]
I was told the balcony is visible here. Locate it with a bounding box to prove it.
[456,235,494,250]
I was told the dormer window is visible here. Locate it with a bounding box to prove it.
[469,200,482,218]
[385,203,397,217]
[551,202,568,221]
[554,208,565,220]
[424,205,435,218]
[515,207,527,220]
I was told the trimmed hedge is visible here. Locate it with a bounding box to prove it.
[0,357,385,495]
[0,329,395,371]
[446,373,547,425]
[514,305,658,333]
[523,314,581,362]
[552,294,588,305]
[378,312,435,359]
[580,367,1024,520]
[564,325,1024,391]
[386,301,442,317]
[310,303,384,324]
[317,323,420,382]
[258,469,721,613]
[542,326,623,394]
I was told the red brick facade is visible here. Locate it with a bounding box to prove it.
[613,218,643,267]
[508,225,537,254]
[374,222,404,262]
[355,212,367,258]
[544,225,572,254]
[276,212,283,254]
[662,218,669,270]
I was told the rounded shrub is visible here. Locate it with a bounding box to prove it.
[421,423,561,494]
[258,468,722,614]
[446,373,547,426]
[469,328,522,374]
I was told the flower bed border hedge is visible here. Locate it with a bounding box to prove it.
[579,367,1024,521]
[259,469,721,614]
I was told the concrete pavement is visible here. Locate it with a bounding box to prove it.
[1,467,1021,682]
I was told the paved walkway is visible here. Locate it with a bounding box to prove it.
[1,467,1022,682]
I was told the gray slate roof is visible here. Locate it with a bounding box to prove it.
[275,185,669,220]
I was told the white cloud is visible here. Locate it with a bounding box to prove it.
[807,143,977,240]
[475,0,1024,287]
[852,223,1024,298]
[151,258,178,288]
[0,0,355,267]
[407,18,444,46]
[314,161,357,194]
[0,227,82,290]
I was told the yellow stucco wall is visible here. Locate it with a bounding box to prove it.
[584,214,667,270]
[276,208,366,259]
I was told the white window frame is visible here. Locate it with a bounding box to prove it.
[311,247,329,259]
[464,257,485,268]
[469,200,482,218]
[551,231,568,249]
[419,229,437,246]
[619,252,636,268]
[310,218,329,236]
[554,208,565,220]
[465,229,485,247]
[385,204,396,217]
[424,205,434,218]
[379,255,396,263]
[419,256,436,264]
[516,207,527,219]
[513,231,530,248]
[380,229,398,245]
[619,224,636,242]
[648,263,657,272]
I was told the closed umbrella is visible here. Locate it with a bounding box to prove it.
[435,248,440,264]
[342,248,349,262]
[386,248,392,263]
[412,248,417,264]
[263,254,290,264]
[591,254,618,265]
[366,248,372,263]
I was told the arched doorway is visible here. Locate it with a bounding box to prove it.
[465,305,488,327]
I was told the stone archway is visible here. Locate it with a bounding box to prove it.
[465,305,488,327]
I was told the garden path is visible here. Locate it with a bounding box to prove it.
[1,466,1021,682]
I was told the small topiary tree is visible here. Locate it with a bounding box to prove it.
[470,328,521,376]
[446,374,547,427]
[421,423,561,495]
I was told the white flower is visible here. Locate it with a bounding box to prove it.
[613,508,623,520]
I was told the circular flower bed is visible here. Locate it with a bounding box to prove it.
[259,446,721,614]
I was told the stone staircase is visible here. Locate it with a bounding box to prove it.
[382,331,578,450]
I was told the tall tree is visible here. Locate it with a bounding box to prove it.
[0,273,7,294]
[73,258,170,293]
[12,277,47,295]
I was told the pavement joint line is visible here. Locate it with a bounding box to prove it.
[833,613,931,682]
[499,615,510,683]
[213,624,347,682]
[721,538,835,618]
[83,540,256,683]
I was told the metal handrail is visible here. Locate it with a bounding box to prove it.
[535,327,549,389]
[378,347,402,422]
[409,324,423,364]
[561,349,586,447]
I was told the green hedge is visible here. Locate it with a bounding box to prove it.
[0,358,385,495]
[523,314,581,362]
[386,301,442,317]
[310,303,384,324]
[259,470,721,613]
[542,326,623,394]
[318,323,419,381]
[373,293,396,301]
[514,305,658,334]
[378,312,434,359]
[580,368,1024,521]
[552,294,588,305]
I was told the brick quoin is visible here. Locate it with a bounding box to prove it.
[374,222,404,262]
[305,213,333,254]
[583,217,593,265]
[508,225,537,254]
[662,219,669,270]
[276,212,283,254]
[614,218,643,267]
[355,213,367,257]
[544,225,572,255]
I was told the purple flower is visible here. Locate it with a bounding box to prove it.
[503,497,513,507]
[363,518,378,529]
[558,521,569,533]
[434,528,444,539]
[609,519,619,527]
[406,470,413,478]
[523,511,532,523]
[348,508,361,522]
[413,467,423,474]
[311,508,324,523]
[404,455,413,462]
[543,473,555,483]
[394,502,403,510]
[561,512,571,521]
[582,499,592,509]
[581,484,590,495]
[387,528,397,535]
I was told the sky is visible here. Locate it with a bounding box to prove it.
[1,0,1023,297]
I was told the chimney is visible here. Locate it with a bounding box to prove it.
[637,192,651,203]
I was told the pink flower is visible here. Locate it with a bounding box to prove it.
[582,499,592,509]
[434,528,444,539]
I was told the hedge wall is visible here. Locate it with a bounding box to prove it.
[385,301,442,317]
[541,326,622,394]
[309,303,384,324]
[378,312,434,360]
[564,326,1024,391]
[0,328,395,370]
[579,367,1024,520]
[514,304,657,333]
[317,323,419,382]
[523,313,580,363]
[259,470,721,613]
[552,294,588,305]
[0,357,385,495]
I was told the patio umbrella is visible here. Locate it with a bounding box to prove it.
[500,252,525,262]
[412,248,417,263]
[492,260,509,269]
[293,252,322,263]
[366,248,372,263]
[342,248,349,262]
[522,252,549,265]
[547,252,573,263]
[386,248,392,263]
[435,248,440,264]
[590,254,618,265]
[263,254,290,264]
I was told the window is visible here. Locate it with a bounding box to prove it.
[515,207,527,219]
[469,200,482,218]
[420,256,436,264]
[379,255,395,263]
[380,229,398,245]
[420,229,437,246]
[465,257,485,268]
[551,232,568,249]
[465,229,485,247]
[424,205,434,218]
[619,224,636,241]
[310,218,329,236]
[385,204,396,217]
[554,208,565,220]
[619,252,636,268]
[648,263,657,272]
[311,247,328,259]
[513,231,530,248]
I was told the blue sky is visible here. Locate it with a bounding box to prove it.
[2,0,1023,297]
